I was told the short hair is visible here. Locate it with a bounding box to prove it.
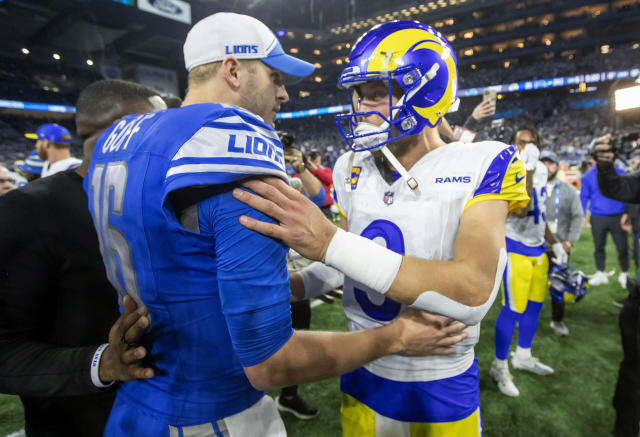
[49,138,73,149]
[188,62,222,87]
[75,79,158,139]
[162,95,183,108]
[187,59,260,88]
[510,125,540,147]
[308,149,322,161]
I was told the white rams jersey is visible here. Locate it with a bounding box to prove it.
[505,160,548,248]
[333,141,528,382]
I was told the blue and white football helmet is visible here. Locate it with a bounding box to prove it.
[335,20,459,153]
[549,264,589,303]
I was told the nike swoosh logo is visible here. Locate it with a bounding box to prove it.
[515,173,525,184]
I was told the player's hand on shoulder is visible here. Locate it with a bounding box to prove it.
[99,295,154,384]
[392,308,467,357]
[521,143,540,171]
[234,176,337,262]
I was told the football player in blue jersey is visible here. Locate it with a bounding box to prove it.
[85,13,468,437]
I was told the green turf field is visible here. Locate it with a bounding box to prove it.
[0,227,628,436]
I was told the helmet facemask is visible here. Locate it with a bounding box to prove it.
[336,64,426,153]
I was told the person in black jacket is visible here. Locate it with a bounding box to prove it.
[594,134,640,437]
[0,79,165,437]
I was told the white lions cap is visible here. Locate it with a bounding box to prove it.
[184,12,315,77]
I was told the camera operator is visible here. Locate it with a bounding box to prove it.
[594,134,640,437]
[595,134,640,202]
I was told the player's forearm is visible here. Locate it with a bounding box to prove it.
[388,256,496,308]
[298,170,323,197]
[245,326,400,390]
[544,224,559,245]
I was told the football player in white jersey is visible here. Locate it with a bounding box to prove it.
[489,126,568,397]
[233,21,529,436]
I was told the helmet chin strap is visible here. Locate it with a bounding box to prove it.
[351,112,420,195]
[380,145,420,194]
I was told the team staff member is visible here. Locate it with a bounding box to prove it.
[25,124,81,177]
[0,80,163,436]
[581,155,629,287]
[541,150,584,336]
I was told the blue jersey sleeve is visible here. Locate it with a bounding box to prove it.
[198,188,293,367]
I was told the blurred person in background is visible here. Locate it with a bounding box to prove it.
[540,150,584,336]
[464,99,496,134]
[580,152,629,288]
[281,131,327,209]
[0,79,162,437]
[15,150,46,184]
[306,149,334,216]
[490,126,568,397]
[24,123,81,177]
[0,165,16,196]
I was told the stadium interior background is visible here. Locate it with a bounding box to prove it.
[0,0,638,436]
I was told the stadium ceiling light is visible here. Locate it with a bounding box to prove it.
[464,48,473,56]
[314,62,322,68]
[314,76,323,83]
[633,43,640,49]
[345,43,351,48]
[52,53,61,60]
[21,47,29,55]
[313,49,321,55]
[471,64,477,69]
[601,44,610,54]
[464,31,473,39]
[86,59,94,66]
[289,48,299,54]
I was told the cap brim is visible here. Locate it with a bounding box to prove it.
[262,54,315,77]
[24,133,38,139]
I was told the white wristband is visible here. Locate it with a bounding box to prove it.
[324,228,402,294]
[299,262,344,300]
[91,343,115,388]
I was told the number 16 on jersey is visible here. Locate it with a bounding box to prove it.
[88,161,144,308]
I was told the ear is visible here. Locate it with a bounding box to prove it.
[221,56,242,90]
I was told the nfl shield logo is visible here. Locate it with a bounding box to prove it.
[383,191,394,205]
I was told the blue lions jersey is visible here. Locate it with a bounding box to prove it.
[84,103,293,429]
